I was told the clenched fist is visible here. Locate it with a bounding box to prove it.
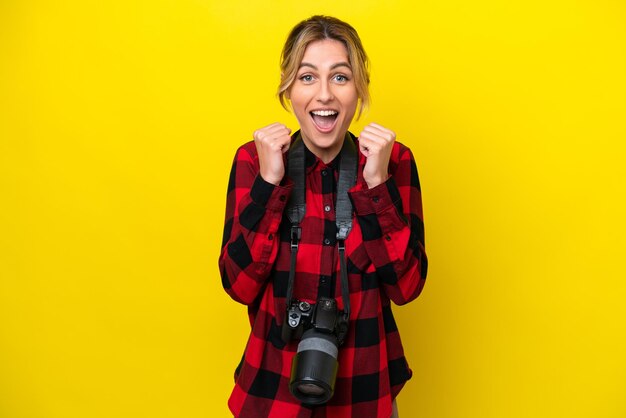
[253,123,292,185]
[358,123,396,188]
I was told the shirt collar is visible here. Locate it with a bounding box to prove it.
[293,131,355,174]
[303,143,340,174]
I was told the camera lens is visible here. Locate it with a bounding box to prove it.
[289,329,339,405]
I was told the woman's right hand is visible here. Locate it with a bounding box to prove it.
[253,123,292,185]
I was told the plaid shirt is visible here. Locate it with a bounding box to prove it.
[219,132,427,418]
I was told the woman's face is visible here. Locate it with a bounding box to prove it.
[288,39,358,163]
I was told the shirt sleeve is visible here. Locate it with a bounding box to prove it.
[219,144,293,305]
[348,145,428,305]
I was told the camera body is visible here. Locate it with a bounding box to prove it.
[282,298,343,342]
[281,297,348,405]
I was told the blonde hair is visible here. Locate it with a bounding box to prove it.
[278,15,370,119]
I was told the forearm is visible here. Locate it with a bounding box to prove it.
[349,149,427,305]
[219,147,292,305]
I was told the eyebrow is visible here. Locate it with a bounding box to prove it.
[298,62,352,71]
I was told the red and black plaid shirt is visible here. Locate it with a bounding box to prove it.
[219,132,427,418]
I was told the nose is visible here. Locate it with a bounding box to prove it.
[316,80,334,103]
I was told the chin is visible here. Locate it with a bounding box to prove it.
[305,129,343,148]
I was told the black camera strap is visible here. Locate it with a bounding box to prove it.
[285,132,357,344]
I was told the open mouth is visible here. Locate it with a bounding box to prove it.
[310,110,338,132]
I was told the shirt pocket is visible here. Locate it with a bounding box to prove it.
[344,225,378,293]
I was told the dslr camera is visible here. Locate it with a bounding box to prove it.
[281,297,348,405]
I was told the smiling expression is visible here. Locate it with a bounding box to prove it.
[288,39,359,163]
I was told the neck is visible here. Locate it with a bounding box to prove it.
[300,133,346,164]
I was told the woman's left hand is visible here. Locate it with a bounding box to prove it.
[358,122,396,188]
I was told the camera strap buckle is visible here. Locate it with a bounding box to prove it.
[290,226,301,250]
[337,312,350,345]
[285,225,301,315]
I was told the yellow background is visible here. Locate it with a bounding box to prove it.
[1,1,625,417]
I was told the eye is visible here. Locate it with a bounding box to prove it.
[333,74,349,84]
[299,74,314,83]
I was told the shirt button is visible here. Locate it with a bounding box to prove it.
[321,170,328,176]
[385,235,392,241]
[372,197,379,203]
[268,234,273,240]
[279,195,286,202]
[323,238,331,245]
[324,205,331,212]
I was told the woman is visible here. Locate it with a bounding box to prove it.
[219,15,427,418]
